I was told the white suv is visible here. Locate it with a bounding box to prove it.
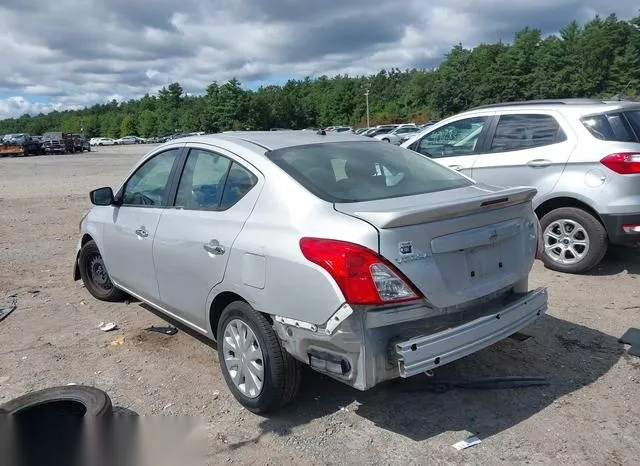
[402,99,640,274]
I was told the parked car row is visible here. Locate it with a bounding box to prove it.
[89,132,208,147]
[0,132,90,156]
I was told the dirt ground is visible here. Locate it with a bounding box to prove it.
[1,145,639,465]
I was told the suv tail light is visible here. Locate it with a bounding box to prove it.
[600,153,640,174]
[299,238,422,305]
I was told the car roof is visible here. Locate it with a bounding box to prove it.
[178,130,374,151]
[465,98,640,117]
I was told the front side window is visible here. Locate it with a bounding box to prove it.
[490,114,567,152]
[417,117,488,158]
[267,141,472,203]
[121,149,179,206]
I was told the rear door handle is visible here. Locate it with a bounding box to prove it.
[135,226,148,238]
[527,159,552,168]
[448,165,463,171]
[204,240,225,255]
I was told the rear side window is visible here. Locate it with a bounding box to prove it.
[581,113,637,142]
[267,141,472,203]
[624,111,640,139]
[490,114,567,152]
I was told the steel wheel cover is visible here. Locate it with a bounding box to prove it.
[222,319,265,398]
[543,218,590,265]
[89,255,112,290]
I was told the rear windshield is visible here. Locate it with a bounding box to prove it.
[581,112,639,142]
[266,141,472,203]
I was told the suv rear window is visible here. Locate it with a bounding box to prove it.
[267,141,472,203]
[624,111,640,139]
[581,112,638,142]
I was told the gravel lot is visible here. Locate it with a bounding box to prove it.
[1,145,639,465]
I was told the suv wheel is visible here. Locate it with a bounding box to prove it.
[539,207,608,274]
[217,301,301,413]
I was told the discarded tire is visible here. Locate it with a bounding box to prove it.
[0,384,112,416]
[0,385,113,466]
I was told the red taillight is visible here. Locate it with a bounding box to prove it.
[299,238,421,305]
[600,153,640,174]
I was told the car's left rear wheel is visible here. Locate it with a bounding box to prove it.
[78,240,126,302]
[217,301,301,413]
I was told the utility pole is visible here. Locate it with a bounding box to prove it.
[364,89,370,127]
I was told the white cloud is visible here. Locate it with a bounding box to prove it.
[0,0,637,119]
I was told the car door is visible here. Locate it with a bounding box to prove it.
[407,115,493,176]
[101,148,182,302]
[152,146,261,330]
[471,111,576,199]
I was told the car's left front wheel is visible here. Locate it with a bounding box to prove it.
[78,240,126,302]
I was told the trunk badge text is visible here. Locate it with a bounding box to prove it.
[396,242,429,264]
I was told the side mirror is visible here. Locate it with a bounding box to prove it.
[90,187,114,206]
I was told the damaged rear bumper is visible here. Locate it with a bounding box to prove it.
[274,287,548,391]
[394,287,547,377]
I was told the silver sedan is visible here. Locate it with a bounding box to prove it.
[374,125,422,144]
[74,131,547,412]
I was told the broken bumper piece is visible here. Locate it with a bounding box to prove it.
[394,287,548,378]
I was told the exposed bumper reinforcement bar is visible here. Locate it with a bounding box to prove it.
[395,287,548,378]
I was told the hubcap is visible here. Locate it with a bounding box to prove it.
[222,319,265,398]
[89,256,112,290]
[543,219,590,265]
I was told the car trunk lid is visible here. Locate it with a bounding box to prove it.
[334,184,538,308]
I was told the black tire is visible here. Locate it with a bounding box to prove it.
[0,386,112,466]
[217,301,301,414]
[98,143,103,146]
[539,207,608,274]
[0,385,112,416]
[382,138,390,142]
[78,240,126,302]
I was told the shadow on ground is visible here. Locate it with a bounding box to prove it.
[586,245,640,276]
[237,314,623,443]
[124,283,624,444]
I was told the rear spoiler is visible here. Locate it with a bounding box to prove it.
[340,186,537,229]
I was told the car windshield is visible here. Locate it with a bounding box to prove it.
[266,141,472,203]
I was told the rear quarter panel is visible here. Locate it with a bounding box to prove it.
[556,138,640,215]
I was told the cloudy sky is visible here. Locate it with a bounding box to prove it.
[0,0,637,119]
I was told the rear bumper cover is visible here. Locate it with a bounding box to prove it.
[395,288,548,377]
[601,213,640,245]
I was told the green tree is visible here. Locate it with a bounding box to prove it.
[120,115,137,137]
[138,110,157,137]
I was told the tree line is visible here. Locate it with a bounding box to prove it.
[0,13,638,138]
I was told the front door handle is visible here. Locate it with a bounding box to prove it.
[527,159,552,168]
[135,226,148,238]
[448,165,463,171]
[204,240,225,255]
